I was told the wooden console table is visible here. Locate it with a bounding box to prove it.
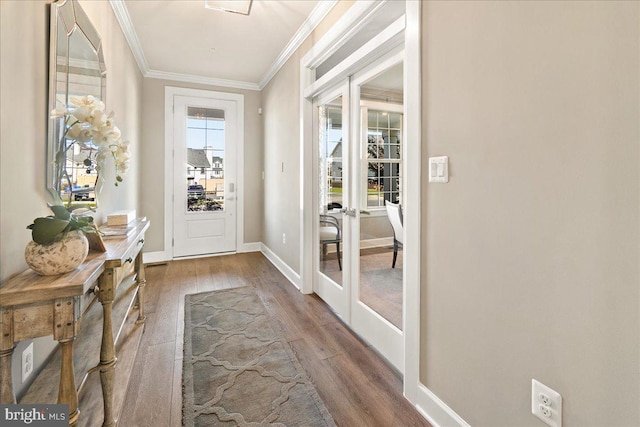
[0,218,149,427]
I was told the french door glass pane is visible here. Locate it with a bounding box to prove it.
[359,62,403,330]
[318,96,343,286]
[185,107,225,212]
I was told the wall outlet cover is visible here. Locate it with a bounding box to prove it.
[532,379,562,427]
[22,342,34,383]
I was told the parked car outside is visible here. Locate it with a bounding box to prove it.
[188,184,205,199]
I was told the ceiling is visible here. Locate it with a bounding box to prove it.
[113,0,336,90]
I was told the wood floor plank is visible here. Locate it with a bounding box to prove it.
[268,287,341,360]
[121,253,431,427]
[170,358,183,427]
[175,279,198,361]
[289,338,378,427]
[120,341,174,427]
[141,263,167,315]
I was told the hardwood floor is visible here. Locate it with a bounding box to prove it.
[119,252,431,427]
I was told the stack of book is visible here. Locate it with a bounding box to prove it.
[100,210,136,239]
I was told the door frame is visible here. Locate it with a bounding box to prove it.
[299,0,421,388]
[164,86,245,260]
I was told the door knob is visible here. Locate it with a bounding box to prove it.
[342,208,357,217]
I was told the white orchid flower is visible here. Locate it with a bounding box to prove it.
[71,106,91,123]
[89,110,107,127]
[50,107,68,118]
[55,94,130,188]
[67,123,92,142]
[70,95,104,112]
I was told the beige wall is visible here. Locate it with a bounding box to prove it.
[420,2,639,426]
[0,0,142,399]
[140,79,263,253]
[261,1,354,272]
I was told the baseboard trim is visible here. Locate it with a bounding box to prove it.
[412,382,470,427]
[260,244,301,289]
[238,242,262,253]
[359,237,394,250]
[325,237,394,254]
[143,250,171,264]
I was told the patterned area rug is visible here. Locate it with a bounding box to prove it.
[183,286,336,426]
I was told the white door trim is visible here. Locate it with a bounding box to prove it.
[164,86,245,260]
[402,0,422,405]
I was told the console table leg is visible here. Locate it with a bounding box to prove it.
[98,270,117,427]
[0,346,15,404]
[58,338,79,426]
[0,307,15,404]
[134,252,146,324]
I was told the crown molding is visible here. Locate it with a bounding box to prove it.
[146,70,260,91]
[110,0,335,92]
[258,0,337,90]
[109,0,149,74]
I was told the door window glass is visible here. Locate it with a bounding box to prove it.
[185,107,225,212]
[318,96,344,286]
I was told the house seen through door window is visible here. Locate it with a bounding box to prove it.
[185,107,225,212]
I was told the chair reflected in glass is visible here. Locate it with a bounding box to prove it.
[320,214,342,270]
[385,201,403,268]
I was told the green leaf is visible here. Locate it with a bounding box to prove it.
[30,217,70,244]
[48,203,71,220]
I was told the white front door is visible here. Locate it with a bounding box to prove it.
[172,95,238,257]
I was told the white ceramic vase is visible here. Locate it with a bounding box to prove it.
[25,230,89,275]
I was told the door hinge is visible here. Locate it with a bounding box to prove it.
[172,238,174,247]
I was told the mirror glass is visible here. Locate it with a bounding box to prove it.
[48,0,106,208]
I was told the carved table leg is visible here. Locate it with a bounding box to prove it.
[0,307,15,404]
[97,270,117,427]
[0,347,15,404]
[58,339,79,427]
[53,297,80,426]
[134,251,146,324]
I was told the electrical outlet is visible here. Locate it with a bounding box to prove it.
[282,233,286,244]
[22,342,34,383]
[532,379,562,427]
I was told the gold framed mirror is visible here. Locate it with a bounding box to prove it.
[47,0,106,208]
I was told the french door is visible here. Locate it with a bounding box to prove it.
[314,52,405,371]
[172,95,238,257]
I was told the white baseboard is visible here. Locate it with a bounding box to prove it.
[238,242,261,253]
[360,236,394,249]
[260,243,301,289]
[412,382,470,427]
[325,237,394,254]
[143,250,171,264]
[144,242,260,264]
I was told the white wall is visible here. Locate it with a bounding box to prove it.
[420,1,639,426]
[261,1,354,273]
[0,0,142,399]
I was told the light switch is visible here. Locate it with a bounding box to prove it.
[429,156,449,183]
